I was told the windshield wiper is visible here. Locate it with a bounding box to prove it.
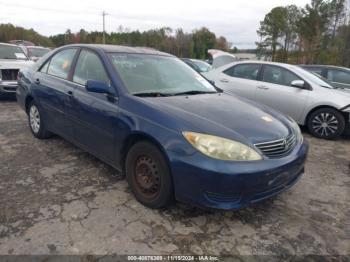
[171,90,217,96]
[133,92,172,97]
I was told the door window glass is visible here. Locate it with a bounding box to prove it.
[327,69,350,84]
[224,64,260,80]
[73,50,110,85]
[305,67,323,76]
[47,49,77,79]
[40,61,49,73]
[262,65,301,86]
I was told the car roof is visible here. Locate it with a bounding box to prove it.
[63,44,174,57]
[300,64,350,70]
[26,46,50,49]
[0,42,23,47]
[224,60,299,70]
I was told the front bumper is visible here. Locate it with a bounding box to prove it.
[167,141,309,210]
[0,81,18,96]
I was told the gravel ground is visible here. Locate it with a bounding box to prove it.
[0,101,349,257]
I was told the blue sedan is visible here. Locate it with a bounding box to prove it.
[17,44,309,210]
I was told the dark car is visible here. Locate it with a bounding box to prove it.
[23,46,51,62]
[182,58,211,73]
[17,44,308,210]
[300,65,350,89]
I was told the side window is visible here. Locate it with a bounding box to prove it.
[73,50,110,85]
[327,69,350,84]
[47,49,77,79]
[262,65,301,86]
[305,67,323,76]
[224,64,260,80]
[40,61,49,74]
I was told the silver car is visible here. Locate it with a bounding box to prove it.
[205,61,350,139]
[0,43,34,98]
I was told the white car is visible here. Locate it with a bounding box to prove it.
[204,61,350,139]
[0,43,34,98]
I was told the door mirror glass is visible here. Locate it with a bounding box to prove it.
[291,80,305,88]
[86,80,110,94]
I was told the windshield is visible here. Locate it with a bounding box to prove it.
[191,60,211,72]
[28,47,50,58]
[0,44,27,60]
[109,53,217,95]
[293,66,334,88]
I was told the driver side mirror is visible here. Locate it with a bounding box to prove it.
[291,80,305,88]
[85,80,111,94]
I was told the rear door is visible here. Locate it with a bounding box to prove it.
[255,65,309,122]
[214,63,261,100]
[33,48,78,138]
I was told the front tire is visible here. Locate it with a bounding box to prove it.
[307,108,345,139]
[28,101,51,139]
[125,141,174,208]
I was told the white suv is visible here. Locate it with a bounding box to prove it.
[205,61,350,139]
[0,43,34,98]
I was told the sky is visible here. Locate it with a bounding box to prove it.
[0,0,311,49]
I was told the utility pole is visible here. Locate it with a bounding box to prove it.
[102,11,108,44]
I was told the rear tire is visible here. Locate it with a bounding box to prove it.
[307,108,345,139]
[125,141,174,208]
[28,100,51,139]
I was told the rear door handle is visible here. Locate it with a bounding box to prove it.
[67,90,73,96]
[257,85,269,90]
[34,78,40,84]
[220,79,229,83]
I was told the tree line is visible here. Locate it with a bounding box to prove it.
[257,0,350,67]
[0,23,230,59]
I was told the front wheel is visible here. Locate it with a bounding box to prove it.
[307,108,345,139]
[125,141,174,208]
[28,101,52,139]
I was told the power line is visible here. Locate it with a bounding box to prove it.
[101,11,109,44]
[0,2,97,15]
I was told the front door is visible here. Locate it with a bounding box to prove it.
[68,49,119,163]
[255,65,309,123]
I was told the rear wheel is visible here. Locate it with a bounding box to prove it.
[125,141,174,208]
[307,108,345,139]
[28,101,51,139]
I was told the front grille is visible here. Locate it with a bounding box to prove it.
[254,134,296,158]
[1,69,19,81]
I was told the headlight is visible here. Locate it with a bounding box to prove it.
[183,132,262,161]
[289,118,303,142]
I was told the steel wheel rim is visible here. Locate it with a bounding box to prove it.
[29,105,40,133]
[312,112,338,137]
[134,155,161,199]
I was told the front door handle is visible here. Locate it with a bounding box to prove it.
[220,79,229,83]
[257,85,269,90]
[67,90,73,96]
[34,78,40,84]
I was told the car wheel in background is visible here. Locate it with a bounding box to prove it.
[125,141,174,208]
[307,108,345,139]
[28,101,51,139]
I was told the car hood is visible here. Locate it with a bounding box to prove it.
[143,93,293,144]
[334,87,350,97]
[0,59,34,70]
